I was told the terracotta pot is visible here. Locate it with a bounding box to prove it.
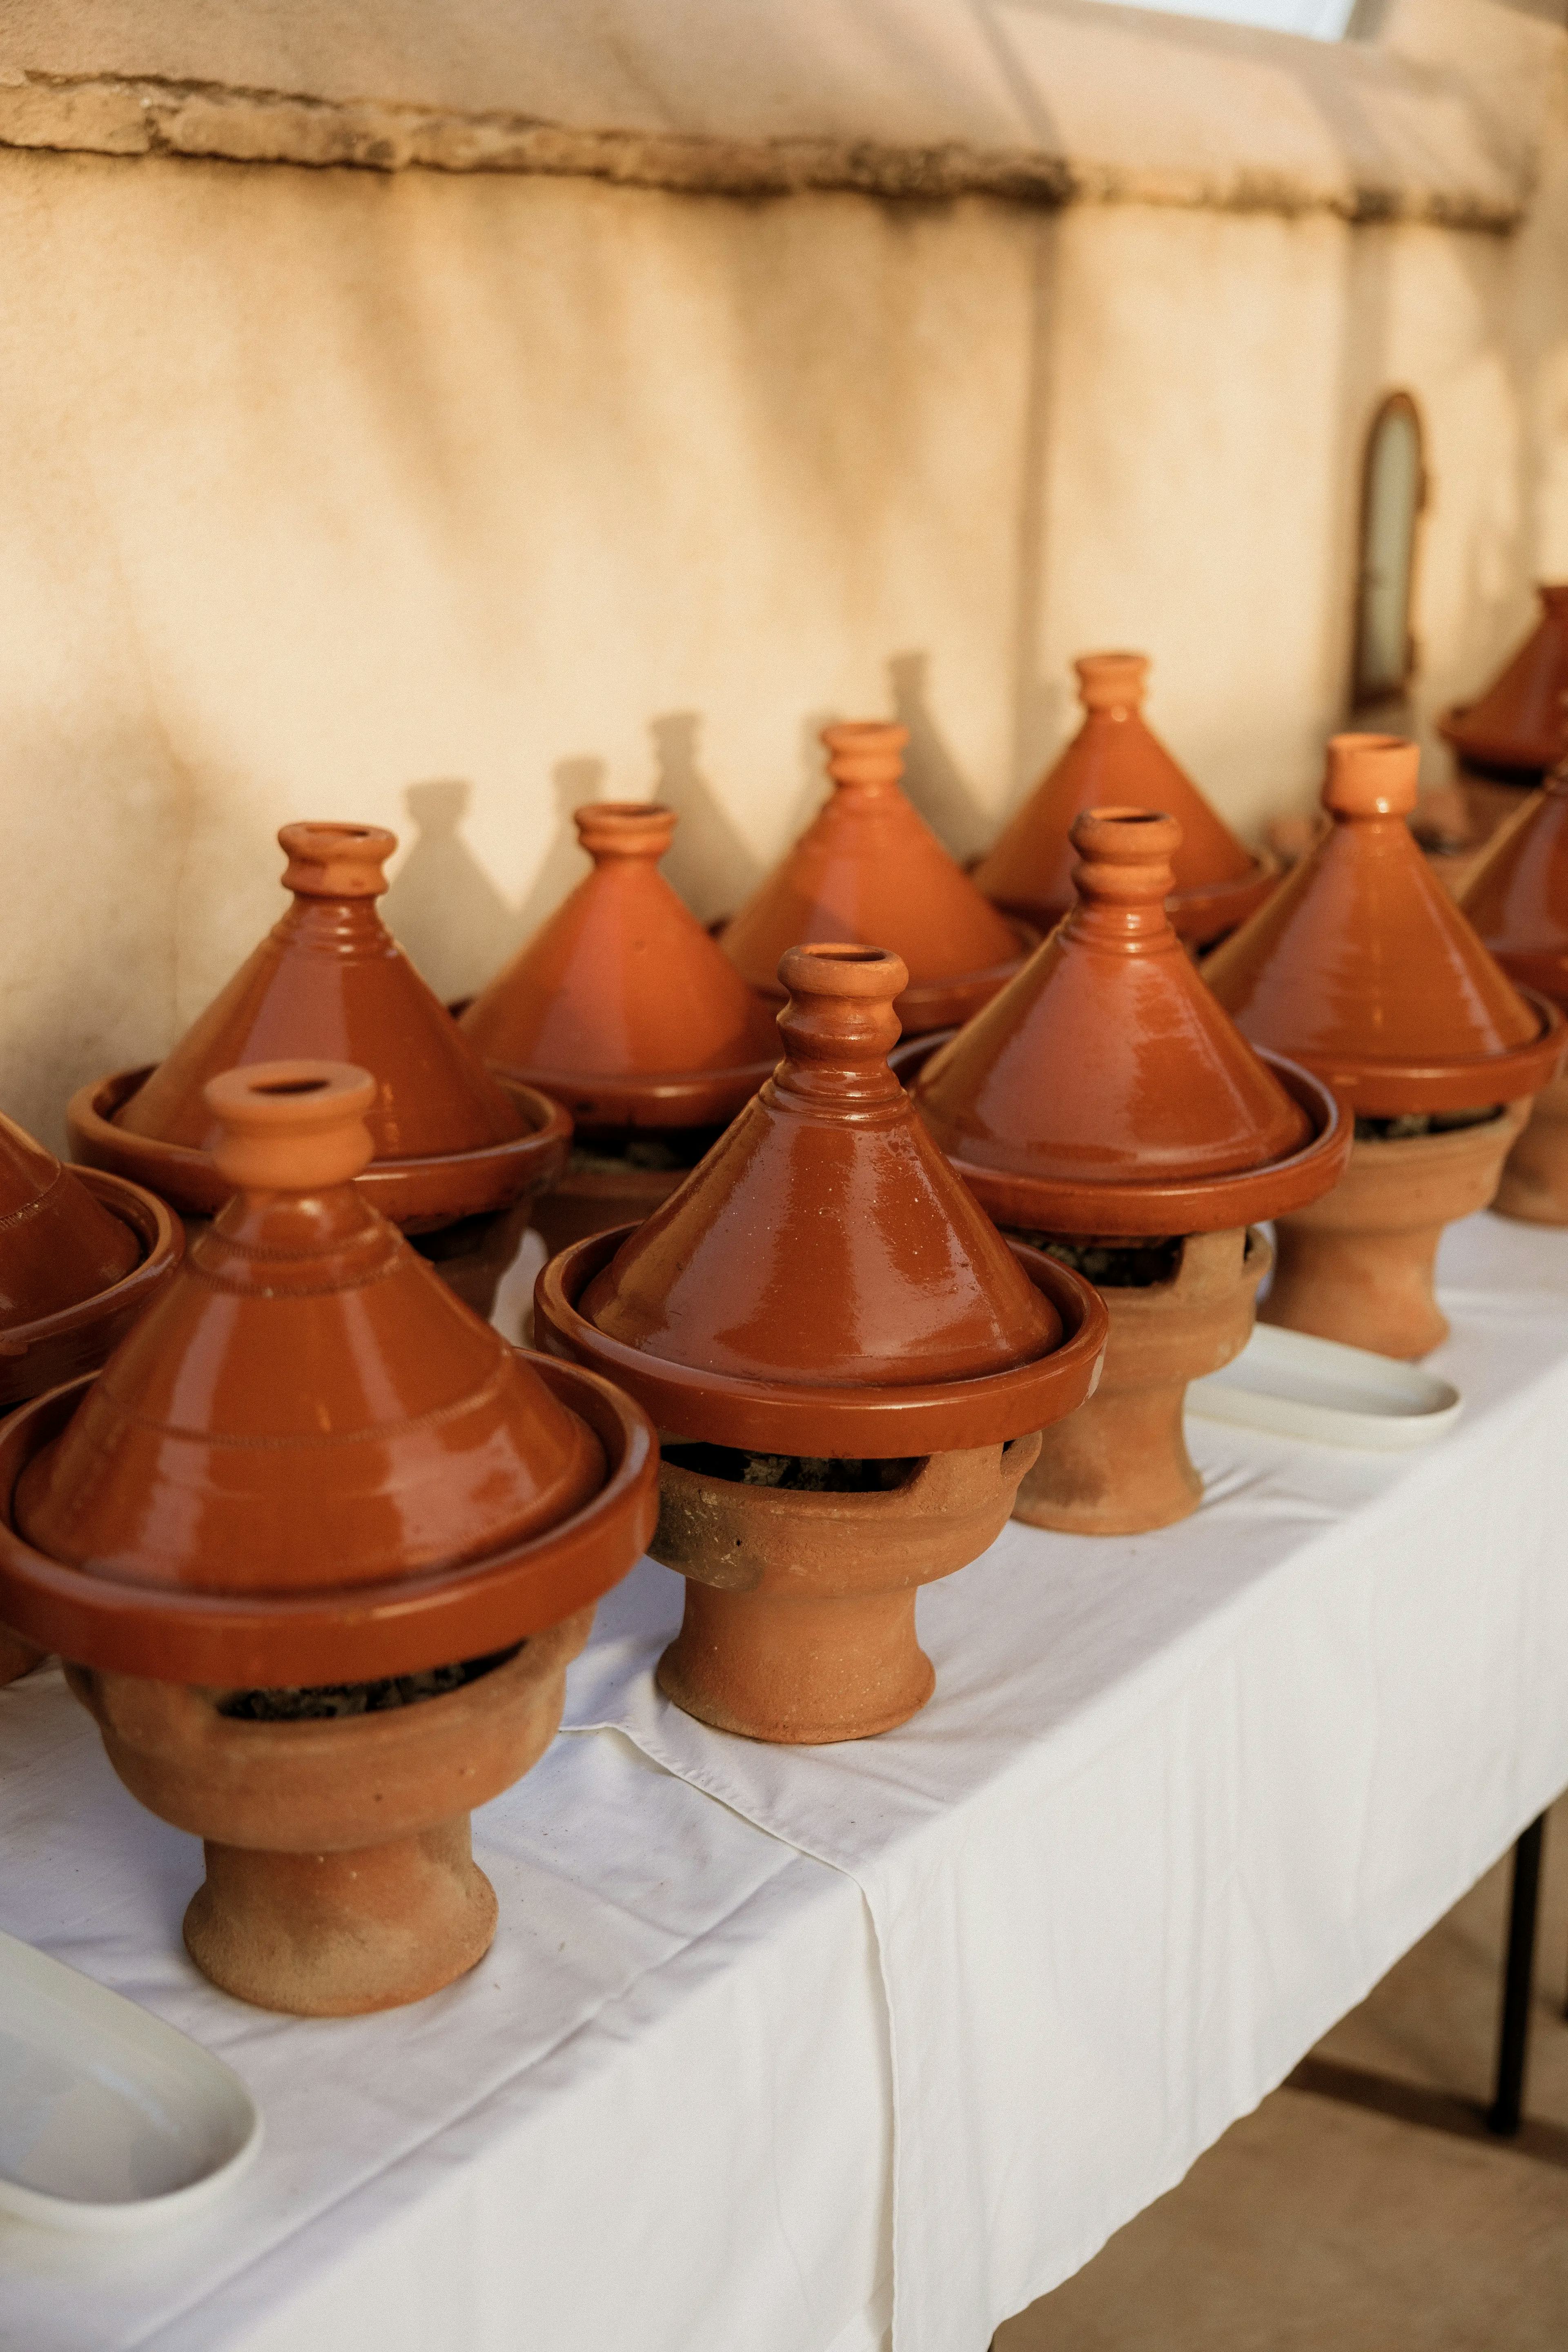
[67,824,570,1303]
[902,808,1344,1533]
[0,1141,183,1688]
[461,802,779,1131]
[1456,771,1568,1222]
[1441,586,1568,781]
[717,726,1034,1036]
[1490,1069,1568,1224]
[971,654,1274,946]
[537,945,1106,1738]
[1205,735,1565,1115]
[0,1060,657,2010]
[652,1437,1040,1743]
[1012,1228,1267,1535]
[1262,1102,1530,1359]
[65,1617,591,2017]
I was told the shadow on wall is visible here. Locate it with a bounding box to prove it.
[650,711,764,920]
[889,650,992,855]
[381,780,521,1003]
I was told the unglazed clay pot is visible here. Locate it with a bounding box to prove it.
[537,945,1107,1743]
[67,823,570,1316]
[906,808,1347,1534]
[0,1112,183,1685]
[1459,771,1568,1222]
[1205,735,1566,1356]
[971,654,1274,947]
[717,724,1034,1036]
[0,1060,656,2015]
[1441,586,1568,782]
[461,802,780,1257]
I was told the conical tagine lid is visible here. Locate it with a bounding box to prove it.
[0,1112,139,1328]
[1205,735,1563,1114]
[971,654,1271,944]
[718,724,1027,1035]
[1459,769,1568,1006]
[18,1062,603,1599]
[460,802,780,1130]
[116,824,527,1160]
[1441,586,1568,776]
[581,944,1058,1389]
[916,809,1330,1235]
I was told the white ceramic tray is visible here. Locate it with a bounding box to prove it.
[0,1928,261,2232]
[1186,1322,1462,1450]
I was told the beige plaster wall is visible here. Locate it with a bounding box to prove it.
[0,55,1564,1145]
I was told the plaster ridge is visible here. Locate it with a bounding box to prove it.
[0,64,1523,230]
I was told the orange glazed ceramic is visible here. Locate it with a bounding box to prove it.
[971,654,1273,946]
[1441,585,1568,780]
[462,802,780,1259]
[67,824,569,1305]
[0,1113,182,1684]
[718,724,1032,1036]
[463,802,780,1129]
[907,809,1346,1533]
[1460,771,1568,1221]
[1205,735,1566,1356]
[0,1060,657,2013]
[537,945,1106,1742]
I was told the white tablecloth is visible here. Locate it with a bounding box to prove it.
[4,1212,1568,2352]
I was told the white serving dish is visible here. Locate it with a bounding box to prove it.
[1186,1321,1462,1450]
[0,1928,261,2232]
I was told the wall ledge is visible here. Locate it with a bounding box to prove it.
[0,0,1544,234]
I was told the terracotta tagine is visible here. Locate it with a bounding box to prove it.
[67,824,570,1316]
[0,1060,656,2016]
[904,808,1348,1535]
[0,1109,183,1684]
[1459,767,1568,1221]
[1204,735,1566,1356]
[717,723,1034,1036]
[1441,585,1568,782]
[971,653,1274,947]
[536,944,1107,1744]
[461,802,780,1256]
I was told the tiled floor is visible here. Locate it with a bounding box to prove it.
[998,1796,1568,2351]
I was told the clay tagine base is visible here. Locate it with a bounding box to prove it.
[1262,1103,1530,1359]
[0,1626,45,1685]
[66,1611,592,2016]
[1011,1227,1267,1537]
[1493,1071,1568,1225]
[652,1434,1042,1743]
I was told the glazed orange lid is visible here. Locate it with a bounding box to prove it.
[460,802,780,1131]
[0,1111,140,1329]
[971,654,1273,945]
[915,809,1346,1236]
[1441,586,1568,775]
[5,1061,657,1682]
[114,824,526,1160]
[718,724,1031,1036]
[1459,770,1568,1006]
[535,945,1109,1455]
[1205,735,1565,1114]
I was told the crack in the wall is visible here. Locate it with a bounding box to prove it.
[0,66,1525,229]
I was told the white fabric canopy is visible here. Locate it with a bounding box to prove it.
[4,1211,1567,2350]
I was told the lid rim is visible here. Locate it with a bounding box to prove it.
[0,1356,657,1684]
[0,1170,183,1404]
[68,1069,572,1223]
[476,1056,778,1131]
[1251,989,1564,1115]
[535,1228,1108,1455]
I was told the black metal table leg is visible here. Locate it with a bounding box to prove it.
[1488,1813,1546,2137]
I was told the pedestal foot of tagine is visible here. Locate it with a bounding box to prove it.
[652,1436,1041,1743]
[65,1614,592,2016]
[1012,1227,1267,1537]
[1493,1070,1568,1225]
[1263,1104,1531,1359]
